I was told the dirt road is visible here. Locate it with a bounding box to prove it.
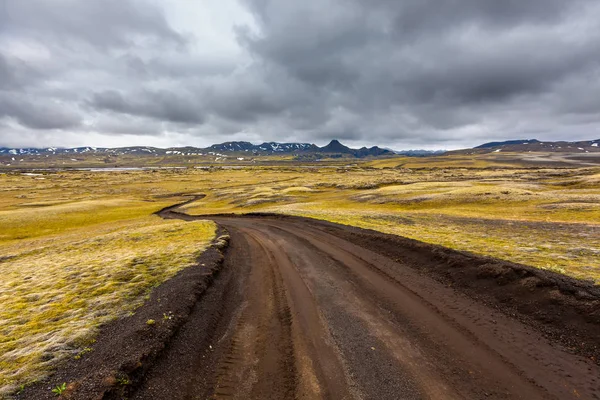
[130,211,600,400]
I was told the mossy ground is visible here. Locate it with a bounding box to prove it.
[1,161,598,394]
[0,172,216,395]
[179,165,600,282]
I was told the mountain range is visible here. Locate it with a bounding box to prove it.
[0,140,393,159]
[1,139,599,160]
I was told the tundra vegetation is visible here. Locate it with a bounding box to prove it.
[0,153,599,395]
[182,162,600,281]
[0,175,215,395]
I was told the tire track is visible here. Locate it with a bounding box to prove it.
[209,230,298,400]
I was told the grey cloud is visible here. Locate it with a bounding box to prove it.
[1,0,185,50]
[381,43,600,108]
[0,54,45,90]
[0,55,19,90]
[210,91,286,123]
[90,90,204,124]
[207,69,306,123]
[379,0,588,36]
[0,94,81,130]
[88,113,163,136]
[241,0,598,97]
[235,0,600,142]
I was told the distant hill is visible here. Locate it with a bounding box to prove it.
[205,141,319,153]
[451,139,600,154]
[475,139,541,149]
[0,139,394,160]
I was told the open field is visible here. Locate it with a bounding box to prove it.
[0,176,216,395]
[3,159,599,282]
[1,154,600,397]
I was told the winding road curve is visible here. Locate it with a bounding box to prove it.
[130,205,600,399]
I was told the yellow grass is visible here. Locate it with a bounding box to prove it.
[180,166,600,282]
[0,216,215,395]
[0,172,218,395]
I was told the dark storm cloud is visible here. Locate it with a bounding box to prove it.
[379,0,588,33]
[239,0,598,102]
[1,0,600,148]
[232,0,600,144]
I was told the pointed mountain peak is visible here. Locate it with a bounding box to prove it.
[320,139,353,153]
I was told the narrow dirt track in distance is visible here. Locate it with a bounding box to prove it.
[139,209,600,399]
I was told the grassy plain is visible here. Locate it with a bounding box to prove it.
[1,153,599,395]
[0,173,216,396]
[180,162,600,281]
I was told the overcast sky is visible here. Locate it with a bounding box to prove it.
[1,0,600,150]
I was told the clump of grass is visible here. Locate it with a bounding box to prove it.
[214,234,230,249]
[51,382,67,396]
[73,347,92,360]
[116,375,130,385]
[0,217,215,396]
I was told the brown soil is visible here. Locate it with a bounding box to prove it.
[16,204,600,399]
